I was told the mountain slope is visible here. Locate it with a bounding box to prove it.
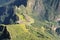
[6,24,60,40]
[0,0,60,40]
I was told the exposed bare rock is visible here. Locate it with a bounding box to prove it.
[27,0,60,21]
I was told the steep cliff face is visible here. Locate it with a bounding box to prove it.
[27,0,60,34]
[0,0,60,24]
[27,0,60,21]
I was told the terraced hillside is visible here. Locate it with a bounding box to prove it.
[6,24,60,40]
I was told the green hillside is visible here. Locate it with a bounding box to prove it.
[0,0,60,40]
[5,24,59,40]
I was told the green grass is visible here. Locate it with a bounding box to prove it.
[4,24,60,40]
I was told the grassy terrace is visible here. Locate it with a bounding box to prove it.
[3,24,60,40]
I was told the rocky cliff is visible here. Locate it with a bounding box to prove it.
[27,0,60,21]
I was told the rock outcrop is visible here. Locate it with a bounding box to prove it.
[27,0,60,21]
